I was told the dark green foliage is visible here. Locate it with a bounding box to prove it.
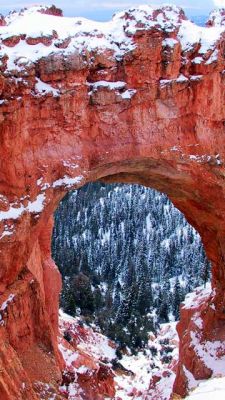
[172,277,183,320]
[72,273,95,316]
[52,182,211,353]
[200,259,211,288]
[149,346,158,356]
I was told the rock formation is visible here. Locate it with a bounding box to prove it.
[58,311,116,399]
[0,4,225,399]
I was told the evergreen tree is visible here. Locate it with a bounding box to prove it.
[173,278,182,320]
[200,260,210,287]
[52,182,211,352]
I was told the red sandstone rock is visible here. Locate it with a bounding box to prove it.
[26,36,54,46]
[0,4,225,399]
[59,313,116,399]
[54,37,71,49]
[0,15,6,26]
[39,6,63,17]
[173,285,225,396]
[2,35,21,47]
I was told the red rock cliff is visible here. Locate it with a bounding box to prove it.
[0,4,225,399]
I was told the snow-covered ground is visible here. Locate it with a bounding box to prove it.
[58,310,179,400]
[185,377,225,400]
[58,299,225,400]
[114,322,179,399]
[59,310,116,362]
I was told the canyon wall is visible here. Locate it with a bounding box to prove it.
[0,5,225,398]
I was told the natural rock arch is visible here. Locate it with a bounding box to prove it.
[0,5,225,399]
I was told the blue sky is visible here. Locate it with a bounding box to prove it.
[0,0,224,19]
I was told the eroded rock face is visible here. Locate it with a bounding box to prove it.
[59,312,116,399]
[0,4,225,399]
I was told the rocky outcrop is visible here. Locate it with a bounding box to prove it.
[59,311,116,399]
[0,4,225,399]
[174,284,225,397]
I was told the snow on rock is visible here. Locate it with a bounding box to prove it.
[160,74,189,86]
[167,148,223,166]
[205,48,219,64]
[37,172,84,192]
[182,283,212,310]
[190,75,203,81]
[0,193,46,223]
[115,322,179,400]
[58,310,116,399]
[34,78,60,97]
[178,19,223,54]
[58,342,78,367]
[190,331,225,376]
[88,80,137,101]
[0,293,15,325]
[0,293,15,311]
[58,313,179,400]
[62,161,79,170]
[59,310,116,362]
[174,283,225,397]
[0,4,224,73]
[162,38,179,48]
[0,5,135,71]
[52,175,84,189]
[120,89,137,100]
[26,193,46,213]
[183,366,198,391]
[207,8,225,27]
[120,4,186,36]
[0,223,14,240]
[89,81,126,92]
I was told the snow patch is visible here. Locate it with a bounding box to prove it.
[0,193,46,222]
[120,89,136,100]
[88,80,136,100]
[35,78,60,97]
[162,38,178,47]
[190,331,225,376]
[178,20,222,55]
[89,80,126,92]
[205,49,219,64]
[58,342,79,367]
[160,74,188,86]
[183,365,198,391]
[53,175,83,188]
[182,283,211,310]
[27,193,46,213]
[193,313,203,329]
[0,294,15,311]
[190,75,203,81]
[0,223,14,239]
[63,161,79,169]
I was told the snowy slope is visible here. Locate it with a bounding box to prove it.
[58,294,225,400]
[115,322,179,400]
[58,309,179,400]
[185,377,225,400]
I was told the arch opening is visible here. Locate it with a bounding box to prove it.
[51,181,211,398]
